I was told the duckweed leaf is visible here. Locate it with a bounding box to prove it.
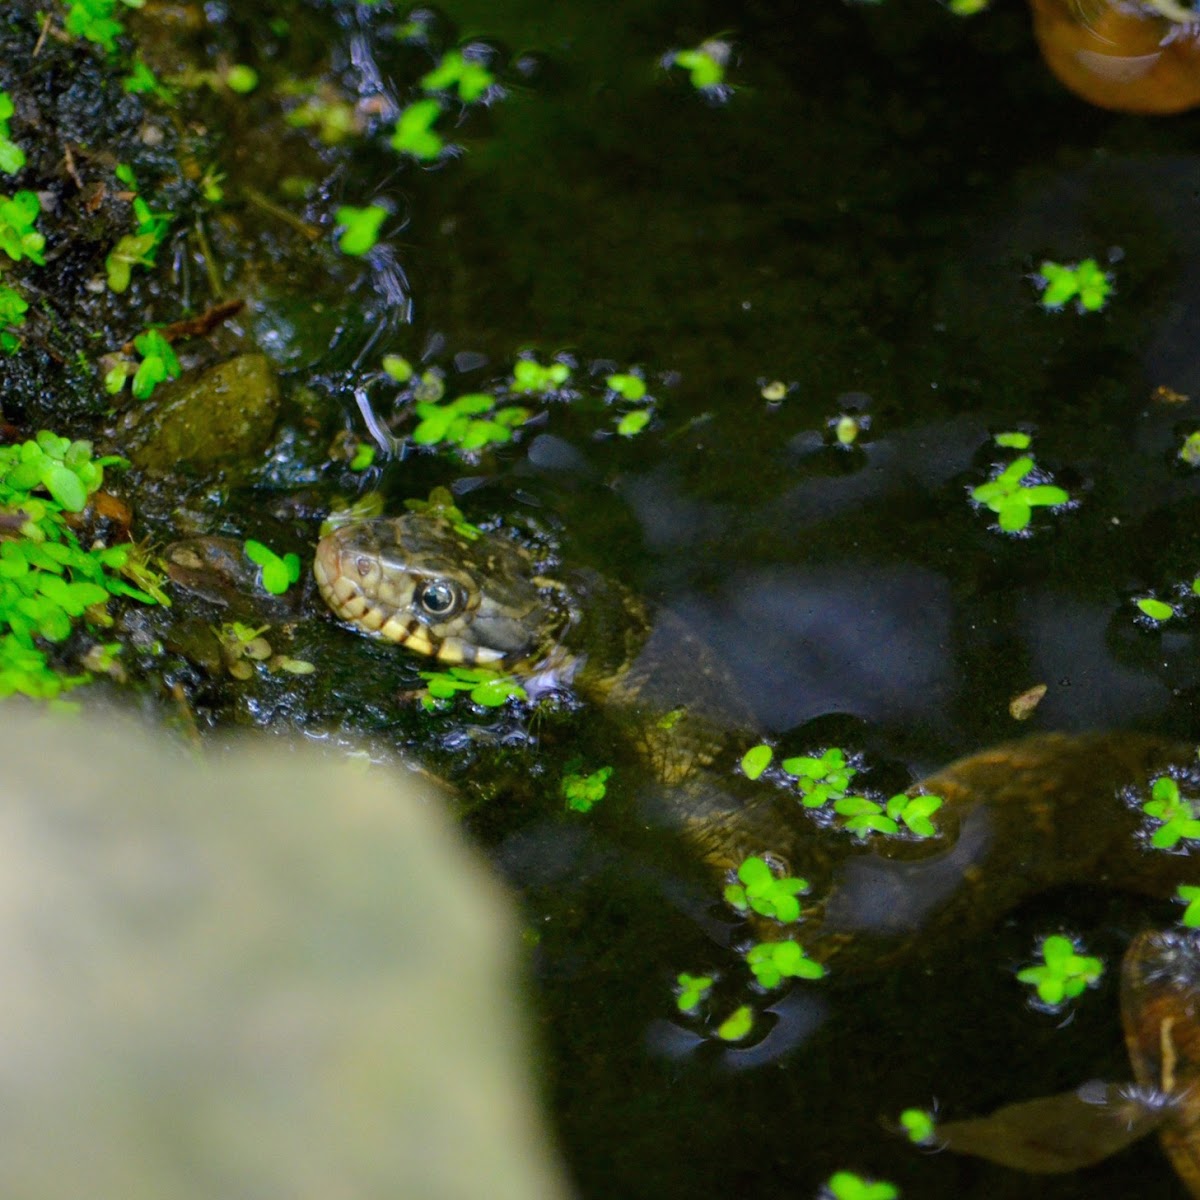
[1038,258,1112,313]
[724,855,809,922]
[562,765,613,813]
[616,409,651,438]
[835,796,899,837]
[745,939,826,988]
[971,452,1070,532]
[390,99,444,160]
[419,50,495,102]
[741,743,773,779]
[899,1108,936,1145]
[715,1004,753,1041]
[994,431,1031,449]
[419,665,527,709]
[382,354,413,382]
[607,373,647,401]
[1017,935,1103,1006]
[885,793,943,838]
[824,1172,899,1200]
[675,972,714,1013]
[511,357,571,393]
[1177,885,1200,927]
[244,540,301,595]
[782,747,857,807]
[1136,597,1174,621]
[0,432,159,700]
[41,463,87,512]
[334,204,387,256]
[1142,776,1200,848]
[0,190,44,264]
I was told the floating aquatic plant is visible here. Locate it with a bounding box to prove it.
[1017,934,1103,1006]
[724,855,809,923]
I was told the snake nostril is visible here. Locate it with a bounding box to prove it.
[355,556,372,577]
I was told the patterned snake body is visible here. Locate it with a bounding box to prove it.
[316,511,1200,1190]
[316,513,1200,958]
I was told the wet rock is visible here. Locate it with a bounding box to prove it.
[164,535,303,617]
[119,354,280,471]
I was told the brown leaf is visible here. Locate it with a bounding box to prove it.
[939,1083,1165,1172]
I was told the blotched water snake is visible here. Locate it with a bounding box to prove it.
[315,509,1200,1189]
[315,513,1200,953]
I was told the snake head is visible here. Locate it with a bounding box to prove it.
[314,514,558,667]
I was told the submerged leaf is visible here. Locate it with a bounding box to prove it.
[939,1083,1167,1173]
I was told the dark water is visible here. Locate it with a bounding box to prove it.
[287,9,1200,1197]
[42,0,1200,1194]
[254,3,1200,1197]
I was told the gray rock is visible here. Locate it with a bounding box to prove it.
[0,714,571,1200]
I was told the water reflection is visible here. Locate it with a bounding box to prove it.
[674,565,955,732]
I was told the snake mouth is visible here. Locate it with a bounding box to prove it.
[313,528,510,665]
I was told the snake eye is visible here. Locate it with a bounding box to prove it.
[415,578,463,619]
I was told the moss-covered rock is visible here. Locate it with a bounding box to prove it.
[118,353,280,470]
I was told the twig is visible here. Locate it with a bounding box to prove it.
[241,185,321,241]
[62,142,83,190]
[119,299,244,354]
[192,215,224,299]
[32,13,51,56]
